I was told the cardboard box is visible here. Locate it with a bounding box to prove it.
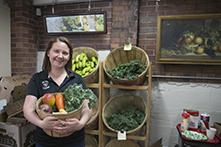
[0,121,35,147]
[0,75,30,103]
[0,75,30,118]
[0,76,34,147]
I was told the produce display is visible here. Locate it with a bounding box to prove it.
[106,106,145,131]
[108,60,146,80]
[72,52,98,77]
[39,84,97,114]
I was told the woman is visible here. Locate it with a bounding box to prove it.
[23,36,92,147]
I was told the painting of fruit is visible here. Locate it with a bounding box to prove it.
[157,14,221,64]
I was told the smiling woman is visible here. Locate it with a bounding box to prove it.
[47,41,70,72]
[23,36,92,147]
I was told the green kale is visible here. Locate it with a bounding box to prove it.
[63,83,97,112]
[106,106,145,131]
[108,60,146,80]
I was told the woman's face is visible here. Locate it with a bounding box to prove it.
[47,41,70,69]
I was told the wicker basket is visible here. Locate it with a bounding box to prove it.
[85,135,98,147]
[102,94,147,134]
[105,139,140,147]
[73,47,99,84]
[35,96,83,137]
[103,46,149,85]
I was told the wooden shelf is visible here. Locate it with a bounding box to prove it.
[85,62,152,147]
[100,62,152,147]
[103,83,148,90]
[85,129,99,136]
[103,131,147,141]
[86,83,99,88]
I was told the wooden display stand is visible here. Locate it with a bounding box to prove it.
[85,62,152,147]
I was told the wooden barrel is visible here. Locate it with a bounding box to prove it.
[105,139,140,147]
[85,135,98,147]
[72,47,99,84]
[102,94,147,134]
[103,46,149,85]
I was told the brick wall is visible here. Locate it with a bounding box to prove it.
[7,0,221,79]
[110,0,138,49]
[8,0,37,75]
[138,0,221,78]
[37,1,112,51]
[36,0,138,50]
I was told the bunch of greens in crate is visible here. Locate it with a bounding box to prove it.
[106,106,145,131]
[108,60,146,80]
[63,83,97,112]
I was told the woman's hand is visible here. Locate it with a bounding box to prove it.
[58,118,84,134]
[56,99,93,134]
[40,116,64,131]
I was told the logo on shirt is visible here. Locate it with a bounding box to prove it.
[41,80,49,90]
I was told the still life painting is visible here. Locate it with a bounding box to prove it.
[156,14,221,64]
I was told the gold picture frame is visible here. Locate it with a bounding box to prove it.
[156,14,221,65]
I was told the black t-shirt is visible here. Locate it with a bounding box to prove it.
[27,69,86,147]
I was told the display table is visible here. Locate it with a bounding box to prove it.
[176,124,221,147]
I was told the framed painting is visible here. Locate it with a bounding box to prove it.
[44,12,106,34]
[156,14,221,65]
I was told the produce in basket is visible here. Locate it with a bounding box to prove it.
[108,60,146,80]
[55,93,66,113]
[42,93,55,107]
[39,104,52,113]
[38,84,97,114]
[72,52,98,77]
[40,93,67,114]
[63,83,97,112]
[106,106,145,131]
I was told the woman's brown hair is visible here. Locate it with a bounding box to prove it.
[42,36,73,71]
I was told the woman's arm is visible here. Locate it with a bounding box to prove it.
[23,95,43,127]
[79,99,92,126]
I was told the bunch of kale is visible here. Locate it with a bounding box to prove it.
[108,60,146,80]
[106,106,145,131]
[63,83,97,112]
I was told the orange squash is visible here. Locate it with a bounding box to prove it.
[55,93,66,113]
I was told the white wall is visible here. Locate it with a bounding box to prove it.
[151,81,221,146]
[0,0,11,76]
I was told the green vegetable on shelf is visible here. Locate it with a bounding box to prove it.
[108,60,146,80]
[106,106,145,131]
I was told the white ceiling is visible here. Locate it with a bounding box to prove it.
[33,0,104,6]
